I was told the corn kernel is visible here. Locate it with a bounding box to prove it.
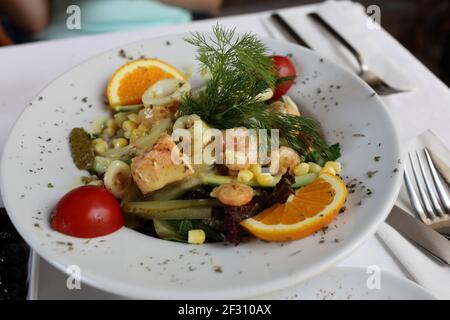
[320,166,336,176]
[237,169,254,183]
[106,119,119,130]
[122,120,137,132]
[188,229,206,245]
[137,123,147,131]
[325,161,342,174]
[293,163,309,176]
[92,138,108,154]
[307,162,322,173]
[127,113,140,124]
[102,127,116,138]
[128,129,138,142]
[112,138,128,149]
[250,164,262,175]
[130,125,147,142]
[255,173,274,187]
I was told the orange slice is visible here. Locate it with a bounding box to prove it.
[241,174,347,242]
[107,58,186,108]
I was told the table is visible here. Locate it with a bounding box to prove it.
[1,3,449,299]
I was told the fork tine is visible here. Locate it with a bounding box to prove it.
[424,148,450,213]
[403,163,428,223]
[371,81,405,96]
[416,151,445,217]
[365,76,407,96]
[409,153,435,219]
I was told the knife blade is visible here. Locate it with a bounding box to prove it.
[386,205,450,265]
[271,13,312,49]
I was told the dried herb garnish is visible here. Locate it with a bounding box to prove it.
[366,171,378,178]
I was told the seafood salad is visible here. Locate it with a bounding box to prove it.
[51,26,347,245]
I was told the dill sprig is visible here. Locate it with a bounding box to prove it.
[181,25,275,119]
[180,25,340,162]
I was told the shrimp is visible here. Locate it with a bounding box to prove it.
[211,183,255,206]
[268,97,300,116]
[269,146,301,175]
[223,127,256,171]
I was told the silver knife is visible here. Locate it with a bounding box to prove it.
[271,13,312,49]
[386,205,450,265]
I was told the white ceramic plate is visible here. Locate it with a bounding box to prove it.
[257,267,436,300]
[32,258,434,300]
[1,33,402,299]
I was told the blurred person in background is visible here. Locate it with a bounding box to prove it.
[0,0,222,44]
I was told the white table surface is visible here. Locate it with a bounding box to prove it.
[1,3,449,299]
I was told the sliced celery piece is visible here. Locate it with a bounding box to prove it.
[146,177,203,201]
[129,207,212,220]
[123,199,220,213]
[133,117,172,152]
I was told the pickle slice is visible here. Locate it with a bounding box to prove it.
[69,128,94,170]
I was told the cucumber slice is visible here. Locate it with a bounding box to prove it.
[292,173,318,188]
[200,174,234,186]
[128,207,212,220]
[113,104,144,112]
[201,173,318,189]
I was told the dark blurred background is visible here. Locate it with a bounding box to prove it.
[0,0,449,83]
[222,0,450,86]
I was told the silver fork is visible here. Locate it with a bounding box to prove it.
[404,148,450,238]
[308,12,407,96]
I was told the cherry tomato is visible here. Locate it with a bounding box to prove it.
[272,55,297,99]
[51,186,124,238]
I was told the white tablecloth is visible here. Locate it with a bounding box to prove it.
[1,3,449,297]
